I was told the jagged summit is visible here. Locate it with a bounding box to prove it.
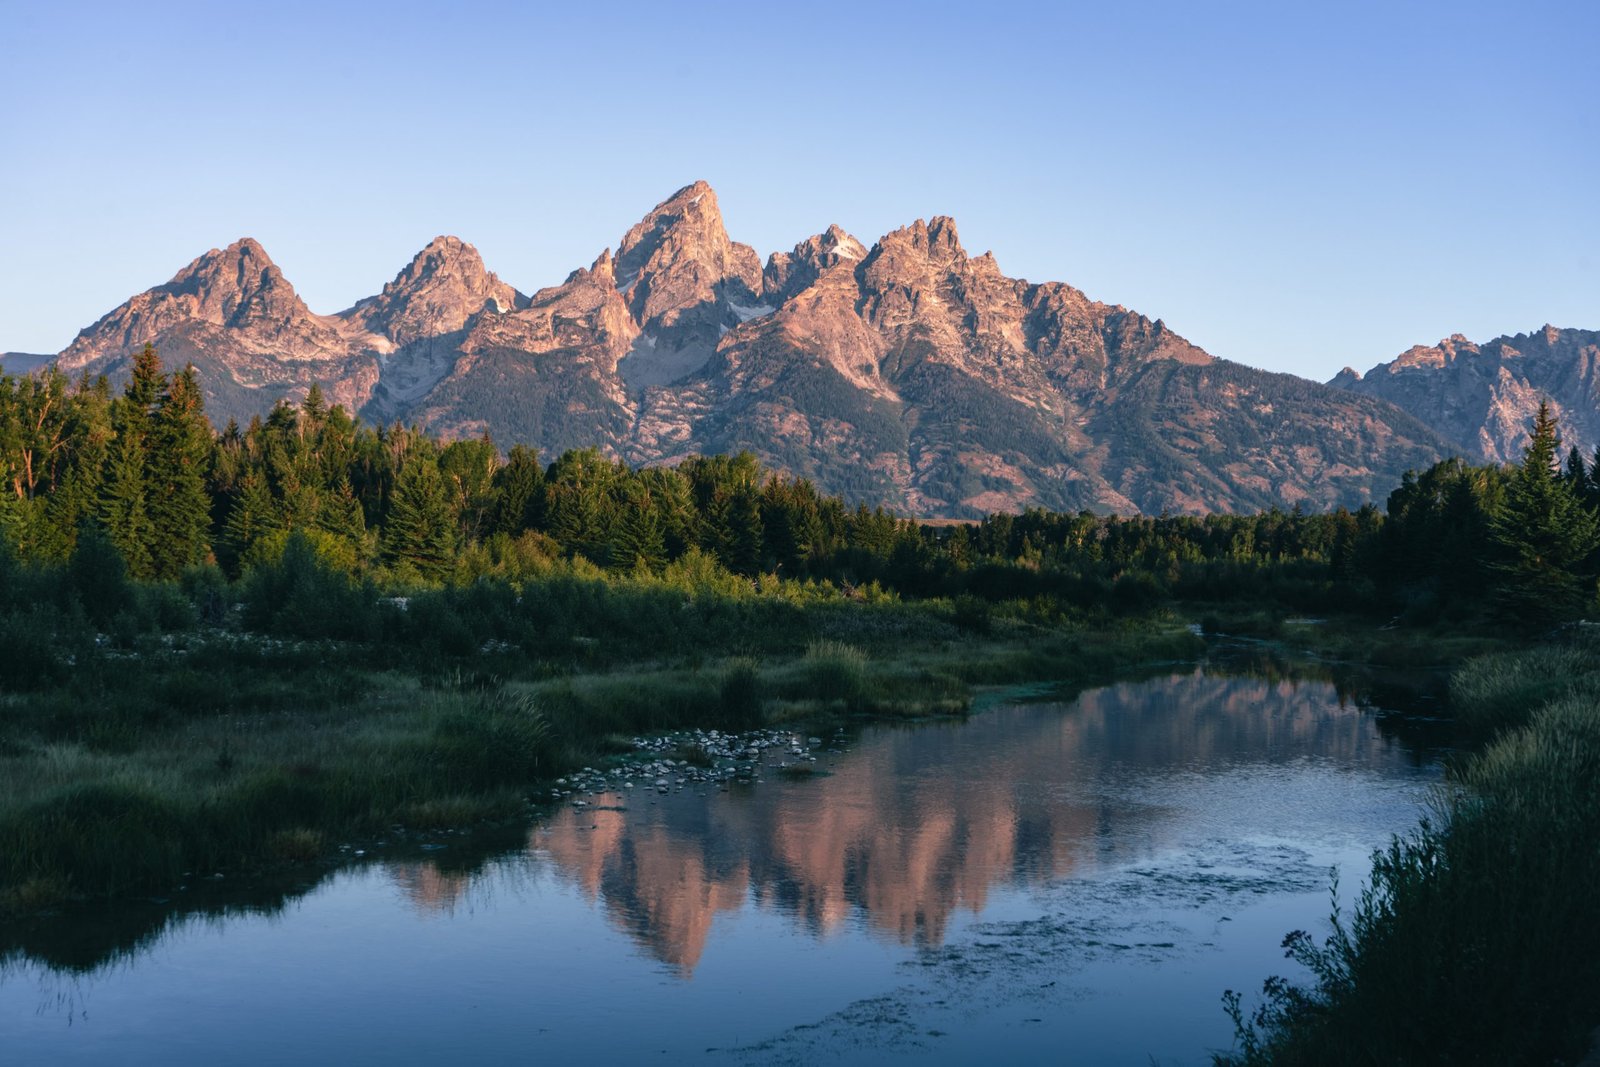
[37,182,1461,516]
[58,237,341,370]
[1332,325,1600,465]
[347,235,526,346]
[613,180,761,328]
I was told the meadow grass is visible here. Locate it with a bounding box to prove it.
[0,606,1206,912]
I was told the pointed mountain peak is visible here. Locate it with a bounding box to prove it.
[355,236,526,344]
[927,215,962,252]
[170,237,283,295]
[384,236,492,295]
[762,224,871,303]
[818,224,866,259]
[613,180,760,328]
[615,180,731,283]
[57,237,340,371]
[157,237,311,329]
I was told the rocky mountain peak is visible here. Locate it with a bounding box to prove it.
[615,180,728,283]
[612,180,761,331]
[165,237,308,327]
[57,237,335,371]
[763,224,869,302]
[1332,325,1600,466]
[351,236,526,345]
[872,217,967,266]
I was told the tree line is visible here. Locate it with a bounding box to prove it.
[2,346,1596,627]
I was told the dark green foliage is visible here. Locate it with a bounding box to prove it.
[242,530,375,640]
[426,686,553,789]
[1490,401,1599,622]
[381,459,457,580]
[718,657,764,728]
[98,346,163,578]
[147,365,212,578]
[68,523,133,627]
[490,444,543,534]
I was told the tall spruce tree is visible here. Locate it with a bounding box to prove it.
[728,489,764,576]
[1491,401,1600,622]
[99,344,164,578]
[611,487,666,571]
[148,365,213,578]
[490,444,543,535]
[381,458,457,580]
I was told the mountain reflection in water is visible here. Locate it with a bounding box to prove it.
[392,665,1440,975]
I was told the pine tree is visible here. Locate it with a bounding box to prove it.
[490,444,543,535]
[1491,401,1600,622]
[36,376,113,562]
[728,489,764,576]
[147,365,213,578]
[611,487,666,571]
[99,344,164,578]
[381,459,457,580]
[316,476,368,546]
[221,471,279,574]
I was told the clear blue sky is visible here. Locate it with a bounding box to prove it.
[2,0,1595,379]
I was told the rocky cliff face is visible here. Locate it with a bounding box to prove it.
[1331,326,1600,465]
[32,182,1458,515]
[55,238,385,420]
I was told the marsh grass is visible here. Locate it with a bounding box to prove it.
[1449,643,1600,739]
[802,640,868,708]
[0,563,1213,915]
[1221,642,1600,1065]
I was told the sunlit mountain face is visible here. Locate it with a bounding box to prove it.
[44,182,1451,517]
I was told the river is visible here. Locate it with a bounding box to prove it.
[0,650,1448,1064]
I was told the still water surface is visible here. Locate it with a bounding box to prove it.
[1,657,1446,1064]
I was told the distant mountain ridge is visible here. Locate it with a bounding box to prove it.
[1331,326,1600,465]
[38,181,1458,516]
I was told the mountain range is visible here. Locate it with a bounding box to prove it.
[8,181,1588,516]
[1331,326,1600,466]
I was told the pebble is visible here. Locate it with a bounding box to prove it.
[547,727,842,805]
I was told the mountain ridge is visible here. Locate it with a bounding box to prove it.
[25,181,1463,516]
[1331,325,1600,465]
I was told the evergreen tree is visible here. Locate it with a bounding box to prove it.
[490,444,543,534]
[1566,445,1588,491]
[147,365,213,578]
[381,459,458,580]
[222,471,279,573]
[438,437,499,542]
[728,489,764,576]
[316,476,368,548]
[1491,401,1600,622]
[611,486,667,571]
[99,344,164,578]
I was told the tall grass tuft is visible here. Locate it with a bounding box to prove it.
[803,640,868,709]
[718,657,765,729]
[1449,643,1595,739]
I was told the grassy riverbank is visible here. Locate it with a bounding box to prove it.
[1220,631,1600,1065]
[0,558,1204,914]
